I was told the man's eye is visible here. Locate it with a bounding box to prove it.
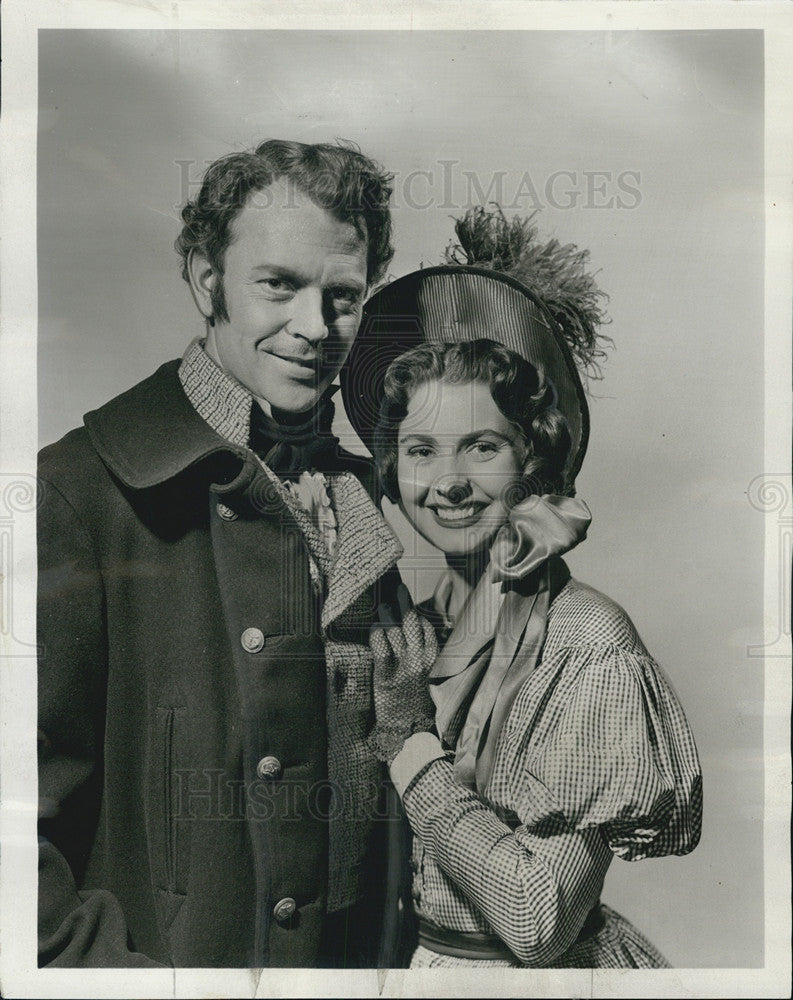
[329,286,361,306]
[259,278,293,292]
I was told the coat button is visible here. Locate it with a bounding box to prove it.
[241,627,265,653]
[257,755,282,780]
[273,897,297,922]
[217,502,238,521]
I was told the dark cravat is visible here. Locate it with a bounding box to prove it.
[249,390,340,478]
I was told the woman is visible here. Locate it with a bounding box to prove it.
[341,208,702,968]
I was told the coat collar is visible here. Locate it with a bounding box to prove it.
[84,359,248,489]
[178,337,252,448]
[84,354,400,625]
[322,472,403,629]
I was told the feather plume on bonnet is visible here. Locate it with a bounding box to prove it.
[442,205,612,378]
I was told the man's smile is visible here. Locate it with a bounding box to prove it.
[266,350,322,379]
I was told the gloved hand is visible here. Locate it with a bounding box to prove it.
[367,583,439,765]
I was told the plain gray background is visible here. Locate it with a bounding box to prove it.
[38,29,764,968]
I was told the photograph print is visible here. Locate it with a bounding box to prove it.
[0,6,790,999]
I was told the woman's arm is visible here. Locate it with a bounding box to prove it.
[391,734,611,966]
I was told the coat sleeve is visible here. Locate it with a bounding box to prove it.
[37,475,163,968]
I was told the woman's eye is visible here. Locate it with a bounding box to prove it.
[406,446,434,458]
[469,441,499,458]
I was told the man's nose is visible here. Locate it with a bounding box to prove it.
[287,288,328,343]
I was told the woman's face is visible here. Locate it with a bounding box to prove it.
[396,378,527,558]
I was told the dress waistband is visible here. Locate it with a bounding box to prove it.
[417,903,606,962]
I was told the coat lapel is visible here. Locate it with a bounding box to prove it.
[322,473,403,629]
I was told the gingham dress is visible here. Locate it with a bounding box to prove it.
[405,577,703,968]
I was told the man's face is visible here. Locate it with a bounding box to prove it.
[194,177,369,414]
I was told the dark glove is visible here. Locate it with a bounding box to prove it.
[367,584,438,765]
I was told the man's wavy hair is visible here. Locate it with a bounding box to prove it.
[373,340,573,504]
[175,139,395,322]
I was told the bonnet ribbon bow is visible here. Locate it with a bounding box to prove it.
[428,493,591,793]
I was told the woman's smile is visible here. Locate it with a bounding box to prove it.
[427,500,490,527]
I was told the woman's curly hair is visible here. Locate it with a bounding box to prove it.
[374,340,572,504]
[175,138,394,322]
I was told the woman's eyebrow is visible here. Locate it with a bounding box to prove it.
[457,429,514,447]
[398,433,438,446]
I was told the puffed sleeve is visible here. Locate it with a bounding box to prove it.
[509,643,703,861]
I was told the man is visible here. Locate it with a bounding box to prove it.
[37,139,432,968]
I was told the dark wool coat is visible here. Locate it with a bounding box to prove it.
[37,361,405,968]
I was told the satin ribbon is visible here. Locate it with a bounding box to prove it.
[428,493,591,793]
